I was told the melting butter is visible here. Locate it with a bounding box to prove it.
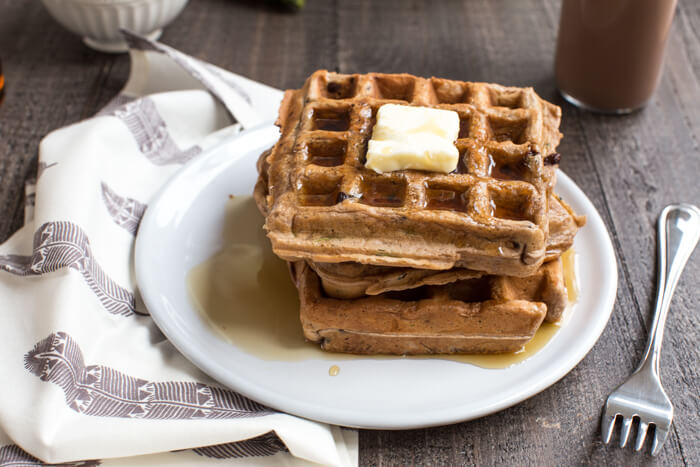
[187,196,576,369]
[365,103,460,174]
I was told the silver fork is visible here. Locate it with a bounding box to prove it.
[601,203,700,455]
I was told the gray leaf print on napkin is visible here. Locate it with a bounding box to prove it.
[24,332,274,419]
[112,97,201,165]
[193,432,287,459]
[0,222,137,316]
[0,254,33,276]
[0,444,99,466]
[100,182,146,235]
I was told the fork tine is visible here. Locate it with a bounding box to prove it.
[601,413,617,444]
[634,421,649,451]
[619,416,634,447]
[651,426,669,456]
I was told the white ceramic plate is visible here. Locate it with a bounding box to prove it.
[136,124,618,429]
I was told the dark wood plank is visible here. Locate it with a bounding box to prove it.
[0,0,698,465]
[0,1,114,242]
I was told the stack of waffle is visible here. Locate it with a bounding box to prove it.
[254,70,585,355]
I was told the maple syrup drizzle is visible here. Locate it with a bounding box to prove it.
[315,118,349,132]
[426,188,465,211]
[299,190,339,206]
[562,248,579,303]
[313,108,350,131]
[459,117,471,138]
[309,154,345,167]
[488,153,528,181]
[308,139,346,167]
[490,198,529,221]
[360,179,405,207]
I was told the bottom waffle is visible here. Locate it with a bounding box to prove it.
[292,259,567,355]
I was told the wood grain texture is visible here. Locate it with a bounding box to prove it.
[0,0,698,465]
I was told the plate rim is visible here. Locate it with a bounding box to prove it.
[136,124,618,429]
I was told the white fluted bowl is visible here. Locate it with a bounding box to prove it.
[41,0,189,53]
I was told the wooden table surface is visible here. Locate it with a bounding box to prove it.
[1,1,698,465]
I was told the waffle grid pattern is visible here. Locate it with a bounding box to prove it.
[294,71,555,226]
[262,70,563,275]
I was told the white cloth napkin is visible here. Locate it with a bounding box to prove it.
[0,32,358,467]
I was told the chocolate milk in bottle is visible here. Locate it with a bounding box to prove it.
[555,0,677,113]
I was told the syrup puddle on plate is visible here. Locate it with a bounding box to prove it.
[187,196,579,370]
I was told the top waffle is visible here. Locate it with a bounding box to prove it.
[259,70,563,276]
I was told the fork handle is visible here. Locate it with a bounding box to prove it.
[638,204,700,376]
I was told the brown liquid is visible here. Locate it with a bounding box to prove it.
[489,154,529,182]
[298,190,339,207]
[315,118,349,132]
[555,0,677,112]
[360,179,406,207]
[490,198,530,222]
[309,154,345,167]
[458,117,471,139]
[313,108,350,132]
[456,151,469,174]
[187,196,578,370]
[308,139,347,167]
[426,188,466,211]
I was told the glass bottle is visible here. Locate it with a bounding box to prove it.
[555,0,677,113]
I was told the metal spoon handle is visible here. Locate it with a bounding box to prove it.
[639,204,700,376]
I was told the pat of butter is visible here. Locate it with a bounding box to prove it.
[365,104,460,174]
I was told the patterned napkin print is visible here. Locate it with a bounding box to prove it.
[0,33,357,467]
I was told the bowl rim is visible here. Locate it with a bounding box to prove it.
[41,0,188,6]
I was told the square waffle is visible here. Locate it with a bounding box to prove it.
[307,193,584,307]
[259,70,563,277]
[291,259,566,355]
